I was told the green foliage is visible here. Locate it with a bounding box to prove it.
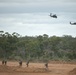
[0,31,76,61]
[0,31,19,59]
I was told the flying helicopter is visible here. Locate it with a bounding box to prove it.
[70,22,76,25]
[49,13,57,18]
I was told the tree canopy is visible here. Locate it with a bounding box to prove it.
[0,31,76,61]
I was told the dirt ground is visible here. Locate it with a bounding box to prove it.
[0,61,76,75]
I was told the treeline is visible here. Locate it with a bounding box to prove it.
[0,31,76,61]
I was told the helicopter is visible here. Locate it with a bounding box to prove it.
[70,22,76,25]
[49,13,57,18]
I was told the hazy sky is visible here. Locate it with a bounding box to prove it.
[0,0,76,37]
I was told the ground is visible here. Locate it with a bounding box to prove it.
[0,61,76,75]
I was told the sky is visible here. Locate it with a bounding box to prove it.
[0,0,76,37]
